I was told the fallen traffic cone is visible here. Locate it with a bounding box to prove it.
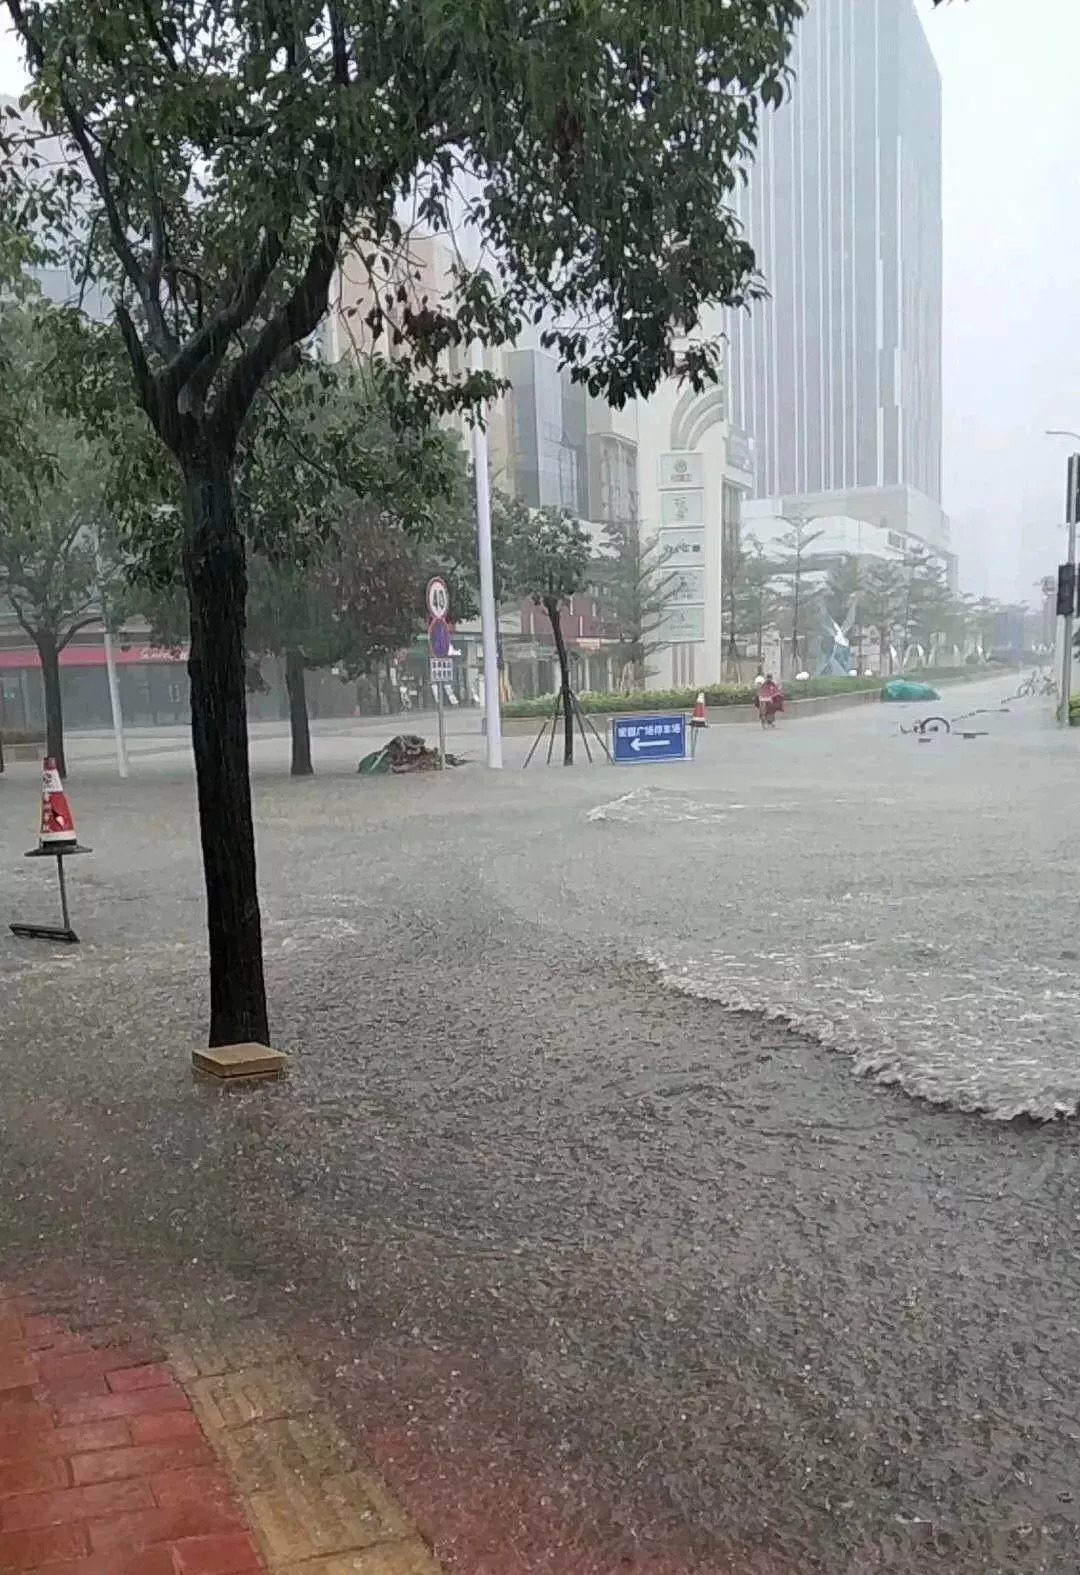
[690,692,708,728]
[39,756,78,847]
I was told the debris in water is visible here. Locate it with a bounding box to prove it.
[357,734,463,775]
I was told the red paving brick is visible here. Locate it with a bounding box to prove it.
[44,1374,112,1405]
[36,1350,115,1385]
[88,1503,249,1553]
[70,1440,212,1488]
[2,1478,156,1531]
[130,1410,202,1447]
[150,1466,231,1508]
[0,1357,39,1393]
[0,1301,267,1574]
[0,1457,70,1498]
[0,1522,91,1567]
[55,1387,190,1428]
[170,1532,264,1575]
[107,1364,173,1395]
[37,1549,176,1575]
[50,1421,135,1457]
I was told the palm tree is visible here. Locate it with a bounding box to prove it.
[732,535,777,672]
[772,516,825,675]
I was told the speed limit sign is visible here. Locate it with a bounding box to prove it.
[426,577,449,620]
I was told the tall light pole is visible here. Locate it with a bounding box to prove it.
[94,530,128,778]
[1046,431,1080,727]
[471,339,503,769]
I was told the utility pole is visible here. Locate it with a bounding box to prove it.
[94,530,128,778]
[1057,453,1080,727]
[471,339,503,769]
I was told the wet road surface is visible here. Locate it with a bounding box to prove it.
[2,682,1080,1573]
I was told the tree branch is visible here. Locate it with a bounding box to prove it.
[115,302,161,430]
[162,227,285,410]
[5,0,176,359]
[58,612,101,650]
[214,203,342,451]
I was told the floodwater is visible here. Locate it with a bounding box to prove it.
[2,684,1080,1573]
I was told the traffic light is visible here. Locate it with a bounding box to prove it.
[1057,562,1076,618]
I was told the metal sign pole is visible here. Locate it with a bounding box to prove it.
[56,853,72,932]
[435,682,446,769]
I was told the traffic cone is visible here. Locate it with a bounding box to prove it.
[690,691,708,729]
[38,757,78,848]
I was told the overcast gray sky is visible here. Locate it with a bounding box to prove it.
[0,2,1075,603]
[915,0,1080,601]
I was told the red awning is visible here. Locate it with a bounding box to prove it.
[0,645,187,671]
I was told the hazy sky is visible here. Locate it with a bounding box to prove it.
[914,0,1080,600]
[0,1,1075,602]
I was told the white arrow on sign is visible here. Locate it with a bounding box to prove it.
[630,735,670,751]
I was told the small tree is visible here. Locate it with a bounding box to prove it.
[862,561,907,673]
[730,536,777,672]
[772,517,825,676]
[0,306,119,775]
[721,518,745,678]
[509,509,591,765]
[904,556,953,665]
[598,519,680,690]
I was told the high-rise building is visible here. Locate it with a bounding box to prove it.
[727,0,942,505]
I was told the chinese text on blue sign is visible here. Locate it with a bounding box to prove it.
[611,713,688,765]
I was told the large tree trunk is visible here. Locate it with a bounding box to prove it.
[183,446,269,1049]
[546,597,574,766]
[284,648,313,777]
[35,631,65,777]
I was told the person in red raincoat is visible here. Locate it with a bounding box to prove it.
[755,674,784,718]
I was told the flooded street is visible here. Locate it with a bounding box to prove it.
[2,687,1080,1572]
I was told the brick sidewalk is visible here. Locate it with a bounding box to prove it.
[0,1294,264,1575]
[0,1292,439,1575]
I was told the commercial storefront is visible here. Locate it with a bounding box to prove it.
[0,641,189,732]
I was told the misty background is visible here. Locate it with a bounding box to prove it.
[0,0,1074,603]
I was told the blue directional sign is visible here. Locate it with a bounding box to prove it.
[611,713,688,765]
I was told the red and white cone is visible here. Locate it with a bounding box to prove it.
[690,691,708,729]
[38,757,78,848]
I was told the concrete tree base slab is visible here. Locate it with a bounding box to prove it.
[193,1043,290,1082]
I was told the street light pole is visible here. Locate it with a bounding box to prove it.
[1046,432,1080,728]
[94,531,129,778]
[471,338,503,769]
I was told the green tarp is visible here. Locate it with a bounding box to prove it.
[882,679,941,703]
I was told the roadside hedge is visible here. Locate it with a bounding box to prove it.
[502,676,879,718]
[501,666,1002,719]
[0,728,46,746]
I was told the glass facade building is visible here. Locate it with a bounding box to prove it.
[727,0,942,504]
[505,349,588,517]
